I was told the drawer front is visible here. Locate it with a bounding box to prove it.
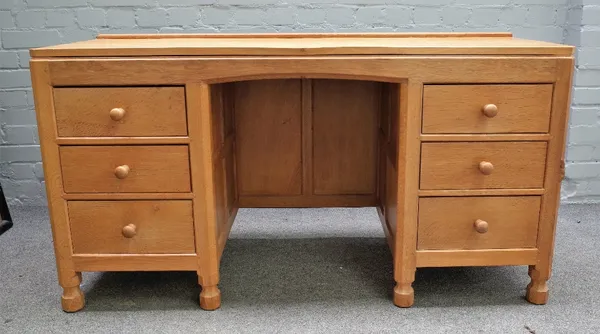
[69,200,195,254]
[418,196,540,250]
[422,84,552,134]
[54,87,187,137]
[420,142,547,190]
[60,145,191,193]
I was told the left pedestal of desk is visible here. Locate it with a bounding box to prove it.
[30,61,220,312]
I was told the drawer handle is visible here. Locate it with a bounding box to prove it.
[109,107,126,121]
[482,104,498,118]
[114,165,130,179]
[122,224,137,238]
[474,219,489,234]
[478,161,494,175]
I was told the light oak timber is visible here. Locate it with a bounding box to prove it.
[217,207,239,260]
[238,195,376,208]
[187,83,221,311]
[63,193,194,200]
[527,58,574,305]
[418,189,545,197]
[68,200,195,254]
[422,84,553,134]
[59,145,192,193]
[72,254,197,272]
[418,196,541,250]
[416,249,538,268]
[312,80,379,195]
[420,134,551,142]
[384,157,399,241]
[32,34,572,57]
[377,207,394,251]
[43,57,562,86]
[31,60,85,313]
[30,34,574,311]
[234,79,303,196]
[393,81,421,308]
[301,79,314,197]
[54,87,187,137]
[56,136,190,145]
[420,142,548,190]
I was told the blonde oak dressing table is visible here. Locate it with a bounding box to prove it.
[29,32,574,312]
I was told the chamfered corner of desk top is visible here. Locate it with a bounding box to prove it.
[29,32,575,58]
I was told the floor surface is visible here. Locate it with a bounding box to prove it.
[1,204,599,333]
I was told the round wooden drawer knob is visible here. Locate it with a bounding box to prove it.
[482,104,498,118]
[474,219,489,234]
[114,165,130,179]
[478,161,494,175]
[122,224,137,238]
[109,108,126,121]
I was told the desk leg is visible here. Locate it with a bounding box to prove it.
[189,82,222,311]
[526,59,572,306]
[393,81,421,308]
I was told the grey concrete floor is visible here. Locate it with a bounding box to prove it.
[0,204,599,333]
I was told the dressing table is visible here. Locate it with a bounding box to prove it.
[29,32,574,311]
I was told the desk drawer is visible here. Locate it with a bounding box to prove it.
[422,84,552,134]
[54,87,187,137]
[418,196,540,250]
[60,145,191,193]
[420,142,547,190]
[69,200,195,254]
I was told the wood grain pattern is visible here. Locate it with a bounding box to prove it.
[186,83,222,310]
[72,254,197,271]
[54,87,187,137]
[418,196,541,250]
[56,136,190,145]
[234,79,302,196]
[527,57,574,305]
[420,134,550,142]
[69,200,195,254]
[420,142,547,190]
[31,34,573,57]
[423,84,553,134]
[60,145,191,193]
[29,33,574,311]
[44,57,561,86]
[385,157,398,237]
[238,194,375,208]
[418,188,545,197]
[393,81,422,308]
[313,79,379,195]
[416,249,538,267]
[301,79,314,197]
[62,193,193,200]
[31,60,85,312]
[212,82,238,257]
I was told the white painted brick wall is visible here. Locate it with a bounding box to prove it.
[562,0,600,202]
[0,0,596,205]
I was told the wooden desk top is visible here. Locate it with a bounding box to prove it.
[30,32,573,58]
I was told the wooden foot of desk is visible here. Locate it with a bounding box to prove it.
[61,286,85,312]
[526,266,549,305]
[526,280,549,304]
[200,285,221,310]
[393,283,414,308]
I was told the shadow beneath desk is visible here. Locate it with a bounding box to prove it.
[81,237,530,311]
